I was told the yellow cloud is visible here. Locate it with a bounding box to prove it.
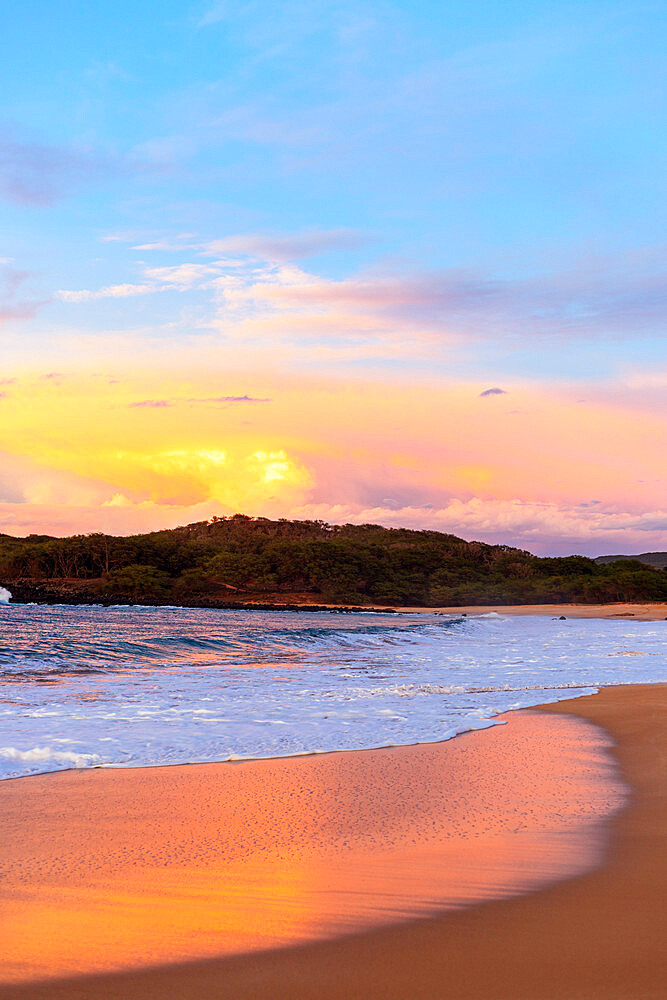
[0,367,665,544]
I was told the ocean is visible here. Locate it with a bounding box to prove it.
[0,604,664,780]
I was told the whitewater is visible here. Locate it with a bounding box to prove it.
[0,604,664,780]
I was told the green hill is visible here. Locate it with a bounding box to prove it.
[1,514,666,607]
[595,551,667,570]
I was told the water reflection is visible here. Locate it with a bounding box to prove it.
[0,711,625,983]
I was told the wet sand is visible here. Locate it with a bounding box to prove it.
[0,684,665,999]
[400,602,667,620]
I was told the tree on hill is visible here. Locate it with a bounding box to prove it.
[0,514,665,606]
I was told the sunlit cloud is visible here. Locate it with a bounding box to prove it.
[0,492,665,557]
[51,244,666,369]
[289,498,667,556]
[0,366,663,553]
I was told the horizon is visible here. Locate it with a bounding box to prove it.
[2,1,665,557]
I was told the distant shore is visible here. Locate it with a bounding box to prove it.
[5,593,667,620]
[0,684,665,999]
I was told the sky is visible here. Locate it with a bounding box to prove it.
[1,0,665,555]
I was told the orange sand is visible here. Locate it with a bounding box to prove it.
[0,710,622,984]
[0,685,664,999]
[401,602,667,620]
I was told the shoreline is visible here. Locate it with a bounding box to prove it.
[0,685,602,784]
[5,598,667,620]
[0,703,623,982]
[1,684,665,998]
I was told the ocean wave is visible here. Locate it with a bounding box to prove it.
[0,606,664,779]
[0,745,100,766]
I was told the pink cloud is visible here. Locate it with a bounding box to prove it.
[289,499,667,557]
[0,265,43,325]
[247,262,664,340]
[127,395,270,408]
[0,494,664,557]
[184,395,271,404]
[128,399,173,409]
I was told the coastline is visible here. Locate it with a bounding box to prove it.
[0,684,665,998]
[5,597,667,620]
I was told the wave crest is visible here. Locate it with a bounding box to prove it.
[0,746,100,766]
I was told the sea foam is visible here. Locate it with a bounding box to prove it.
[0,746,100,767]
[0,605,664,779]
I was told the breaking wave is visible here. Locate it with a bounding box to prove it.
[0,604,664,779]
[0,745,100,767]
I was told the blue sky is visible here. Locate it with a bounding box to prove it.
[4,2,664,264]
[0,1,665,552]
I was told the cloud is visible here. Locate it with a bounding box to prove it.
[55,264,222,303]
[205,250,667,356]
[186,394,270,404]
[55,283,154,303]
[0,491,664,557]
[202,229,366,262]
[128,394,270,408]
[0,265,43,325]
[238,260,666,340]
[132,241,190,251]
[0,126,174,208]
[289,498,667,557]
[0,450,121,508]
[0,128,110,206]
[142,263,222,289]
[51,241,666,371]
[479,387,507,397]
[128,399,173,409]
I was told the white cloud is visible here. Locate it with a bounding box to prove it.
[56,283,154,302]
[202,228,365,261]
[142,263,222,289]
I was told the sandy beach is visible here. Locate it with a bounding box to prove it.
[400,602,667,620]
[0,682,664,998]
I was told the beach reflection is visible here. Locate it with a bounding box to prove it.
[0,710,625,983]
